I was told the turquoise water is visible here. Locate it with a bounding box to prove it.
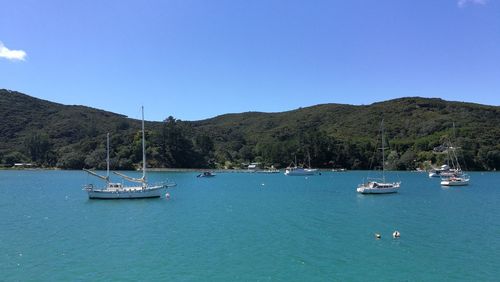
[1,170,499,281]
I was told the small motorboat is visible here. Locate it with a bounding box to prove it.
[197,171,216,178]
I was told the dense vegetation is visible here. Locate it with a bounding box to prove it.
[1,89,499,170]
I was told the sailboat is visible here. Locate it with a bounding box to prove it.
[439,139,470,186]
[284,163,315,176]
[357,120,401,194]
[83,107,175,199]
[440,174,470,186]
[284,154,317,176]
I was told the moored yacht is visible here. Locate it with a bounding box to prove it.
[440,174,470,186]
[436,130,470,187]
[284,154,317,176]
[357,179,400,194]
[357,120,401,194]
[284,166,316,176]
[428,164,462,178]
[83,107,175,199]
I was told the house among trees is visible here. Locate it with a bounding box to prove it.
[247,162,261,171]
[13,163,34,168]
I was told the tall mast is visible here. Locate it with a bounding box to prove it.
[450,122,460,171]
[381,119,385,182]
[106,133,110,179]
[307,150,311,168]
[142,106,146,181]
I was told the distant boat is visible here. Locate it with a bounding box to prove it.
[428,164,461,178]
[197,171,216,177]
[439,134,470,187]
[332,168,347,172]
[284,166,315,176]
[440,175,470,186]
[284,160,316,176]
[256,166,280,174]
[284,154,317,176]
[83,107,175,199]
[357,120,401,194]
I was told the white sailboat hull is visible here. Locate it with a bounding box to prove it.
[429,172,440,178]
[357,182,400,194]
[440,178,469,186]
[83,107,176,200]
[86,185,167,199]
[284,168,316,176]
[357,187,398,194]
[356,120,401,194]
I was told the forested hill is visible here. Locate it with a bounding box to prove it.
[1,89,499,170]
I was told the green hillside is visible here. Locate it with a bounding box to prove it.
[1,89,499,170]
[190,97,500,170]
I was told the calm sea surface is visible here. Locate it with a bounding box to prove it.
[1,170,499,281]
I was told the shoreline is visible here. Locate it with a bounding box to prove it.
[0,167,495,172]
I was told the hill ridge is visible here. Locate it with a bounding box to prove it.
[1,89,499,170]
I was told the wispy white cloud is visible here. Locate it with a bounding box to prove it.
[0,42,27,61]
[458,0,488,8]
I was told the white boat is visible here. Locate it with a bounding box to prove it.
[83,107,175,199]
[284,154,317,176]
[437,130,470,187]
[284,166,316,176]
[429,164,449,178]
[85,182,169,199]
[428,164,461,178]
[332,168,347,172]
[357,180,400,194]
[357,120,400,194]
[441,175,470,186]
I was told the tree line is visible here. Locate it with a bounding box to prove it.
[1,90,499,171]
[2,116,499,171]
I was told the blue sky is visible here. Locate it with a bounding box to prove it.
[1,0,499,121]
